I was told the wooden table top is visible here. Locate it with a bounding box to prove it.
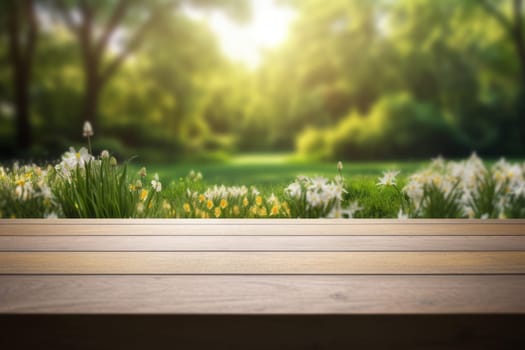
[1,219,524,315]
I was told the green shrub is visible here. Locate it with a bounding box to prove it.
[297,93,463,160]
[296,127,330,160]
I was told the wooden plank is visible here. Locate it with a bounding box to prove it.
[1,235,525,251]
[1,276,524,314]
[3,218,525,224]
[1,221,524,236]
[1,251,524,274]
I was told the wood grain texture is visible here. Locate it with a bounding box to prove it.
[1,251,524,274]
[1,235,525,251]
[1,219,524,236]
[3,218,525,224]
[1,275,524,314]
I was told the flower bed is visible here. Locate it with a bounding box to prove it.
[1,124,524,219]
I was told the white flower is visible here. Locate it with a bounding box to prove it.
[61,147,93,169]
[267,193,278,204]
[397,209,408,219]
[325,182,346,201]
[341,201,362,218]
[463,206,475,219]
[310,176,329,190]
[337,161,343,171]
[151,173,162,192]
[151,180,162,192]
[100,150,109,159]
[285,182,302,199]
[512,181,525,197]
[377,170,400,187]
[306,190,322,208]
[39,184,53,200]
[82,121,94,137]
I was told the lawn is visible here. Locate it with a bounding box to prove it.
[129,153,425,186]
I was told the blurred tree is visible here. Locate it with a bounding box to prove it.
[52,0,249,132]
[52,0,176,132]
[477,0,525,144]
[477,0,524,84]
[1,0,38,150]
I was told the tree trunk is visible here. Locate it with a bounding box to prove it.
[6,0,36,151]
[14,64,31,150]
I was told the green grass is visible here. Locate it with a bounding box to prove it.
[129,153,425,186]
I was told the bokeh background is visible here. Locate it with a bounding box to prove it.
[1,0,524,167]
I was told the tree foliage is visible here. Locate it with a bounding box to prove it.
[0,0,523,160]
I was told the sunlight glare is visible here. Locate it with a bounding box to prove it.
[184,0,295,68]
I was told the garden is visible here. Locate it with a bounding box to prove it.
[1,122,524,219]
[1,0,524,219]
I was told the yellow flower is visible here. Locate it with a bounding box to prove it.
[220,198,228,209]
[207,199,214,210]
[250,206,257,216]
[198,194,205,202]
[214,207,221,218]
[258,207,268,217]
[128,184,136,192]
[256,195,263,206]
[140,189,148,201]
[242,197,249,207]
[270,204,280,216]
[233,205,240,216]
[184,203,191,213]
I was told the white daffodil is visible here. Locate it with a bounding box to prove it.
[285,182,302,199]
[61,147,93,169]
[341,201,362,218]
[310,176,329,191]
[306,190,322,208]
[377,170,400,187]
